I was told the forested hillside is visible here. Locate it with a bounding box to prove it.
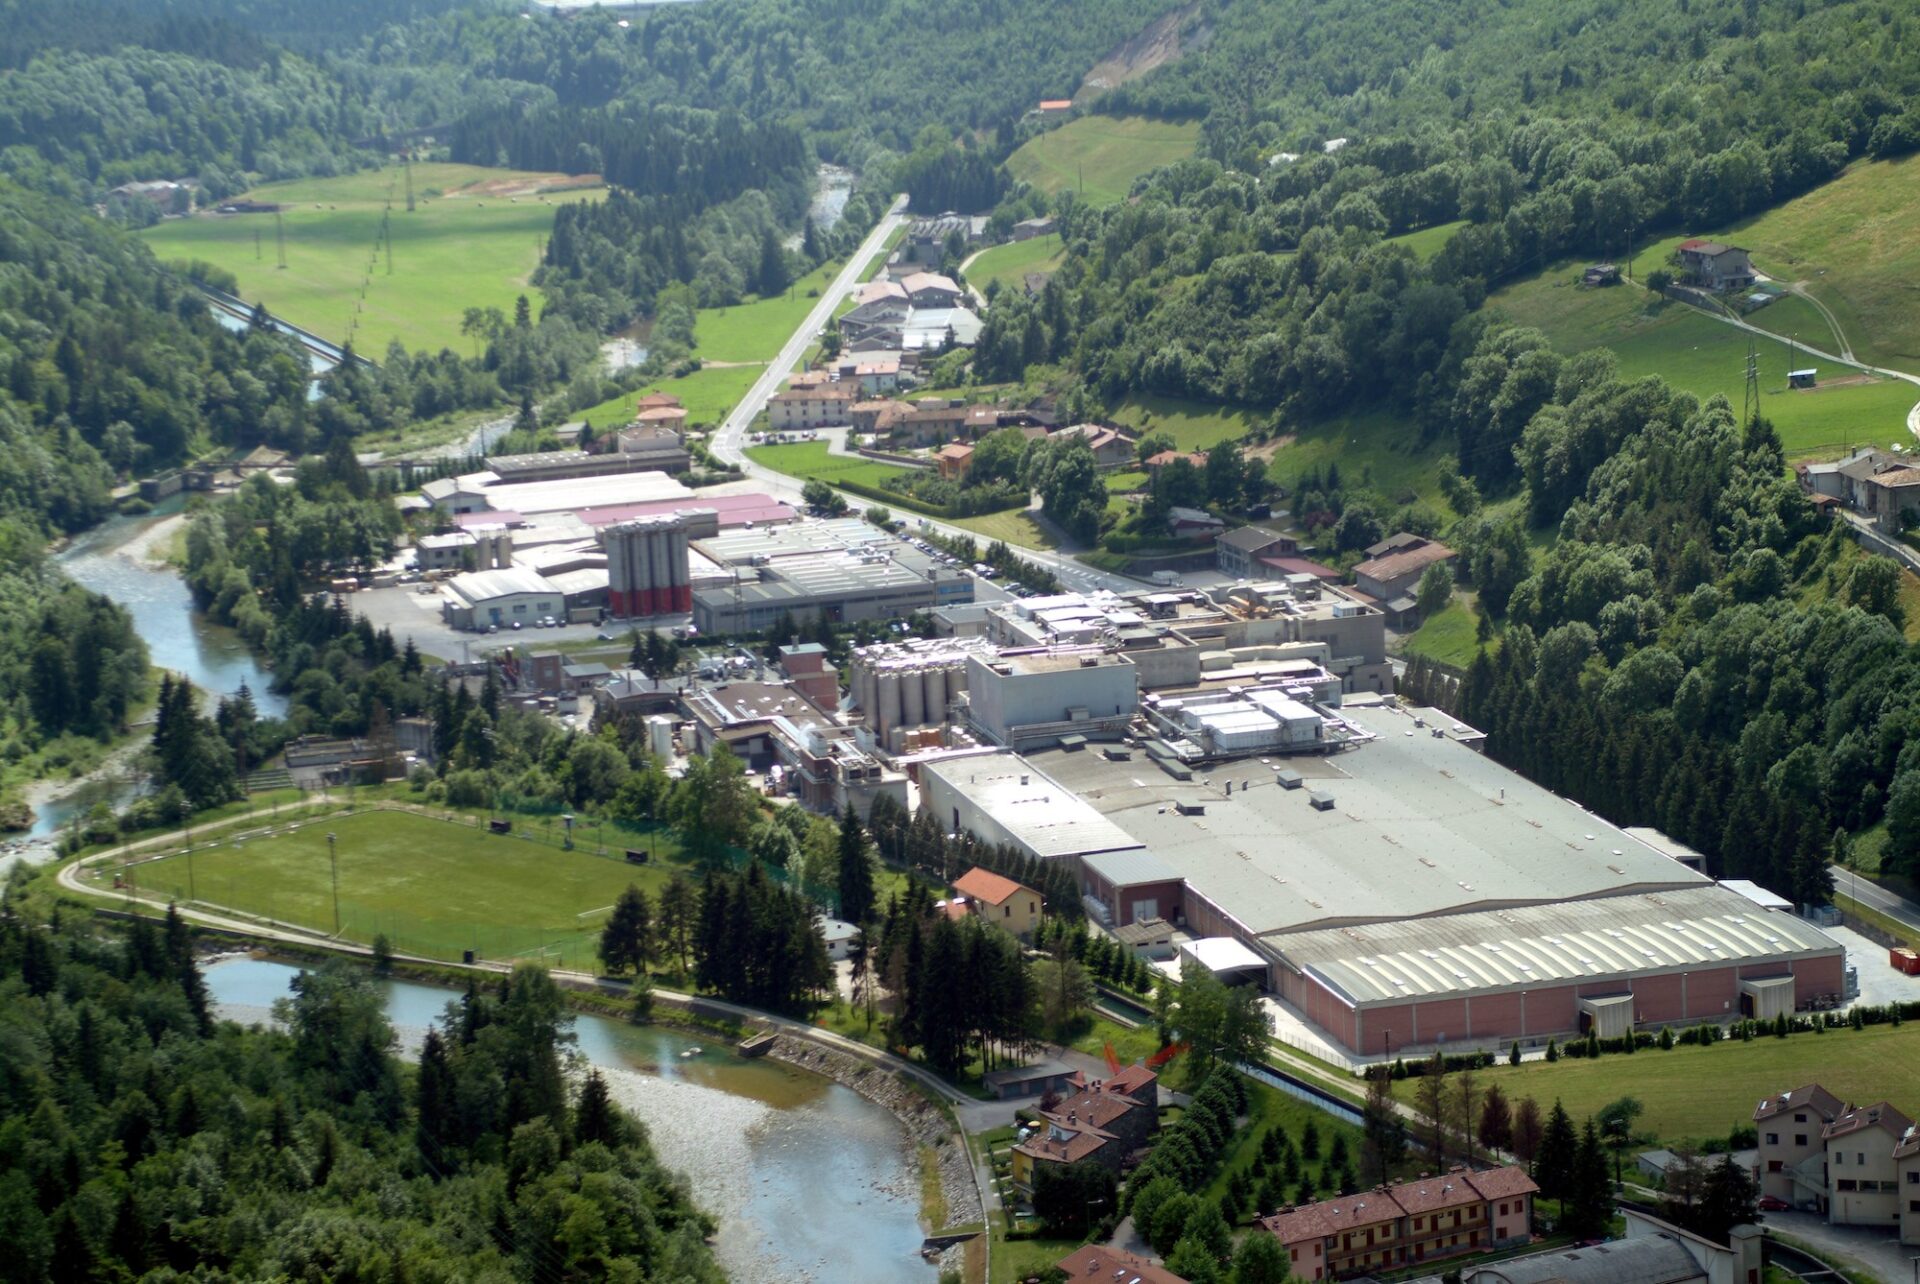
[0,181,314,532]
[0,896,721,1283]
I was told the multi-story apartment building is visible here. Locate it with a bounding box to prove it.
[1257,1166,1537,1281]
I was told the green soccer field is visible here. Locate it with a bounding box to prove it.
[139,163,604,354]
[131,809,677,969]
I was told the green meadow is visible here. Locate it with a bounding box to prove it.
[141,163,603,354]
[1006,115,1201,206]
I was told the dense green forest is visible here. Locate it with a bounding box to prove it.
[0,894,722,1283]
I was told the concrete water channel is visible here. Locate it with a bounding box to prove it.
[206,957,938,1284]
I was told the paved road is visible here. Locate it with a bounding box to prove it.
[1835,858,1920,937]
[711,201,1144,598]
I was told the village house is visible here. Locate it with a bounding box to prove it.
[1798,447,1920,533]
[1257,1165,1537,1281]
[1054,1246,1186,1284]
[1168,506,1225,540]
[852,399,914,436]
[1145,449,1209,474]
[951,867,1042,936]
[852,358,903,395]
[900,213,987,268]
[1351,535,1456,604]
[1013,216,1058,241]
[900,271,963,307]
[1676,239,1756,292]
[1010,1064,1159,1191]
[767,385,854,431]
[613,421,692,473]
[935,442,974,481]
[1215,526,1299,578]
[1753,1081,1920,1243]
[1051,422,1135,470]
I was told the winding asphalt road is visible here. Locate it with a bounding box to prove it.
[710,200,1143,598]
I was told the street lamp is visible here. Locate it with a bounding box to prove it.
[327,831,340,935]
[562,813,575,850]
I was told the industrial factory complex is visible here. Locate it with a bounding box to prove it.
[407,454,1850,1063]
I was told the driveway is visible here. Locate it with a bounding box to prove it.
[1765,1209,1918,1283]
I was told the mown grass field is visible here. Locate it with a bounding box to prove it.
[1261,406,1461,513]
[1386,219,1468,262]
[1694,154,1920,370]
[1006,115,1201,206]
[140,163,603,354]
[132,809,678,968]
[964,233,1064,298]
[1487,270,1917,459]
[1392,1023,1920,1147]
[952,507,1056,550]
[575,364,762,431]
[742,439,914,490]
[694,258,844,363]
[1111,394,1261,453]
[1402,598,1484,667]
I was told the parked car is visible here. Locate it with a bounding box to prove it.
[510,620,522,630]
[1757,1195,1790,1212]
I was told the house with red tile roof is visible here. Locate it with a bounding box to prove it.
[951,866,1041,936]
[1055,1245,1186,1284]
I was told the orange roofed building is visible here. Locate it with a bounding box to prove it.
[1055,1245,1186,1284]
[1257,1165,1536,1280]
[951,866,1042,937]
[1010,1066,1158,1191]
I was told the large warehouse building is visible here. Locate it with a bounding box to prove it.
[928,700,1845,1056]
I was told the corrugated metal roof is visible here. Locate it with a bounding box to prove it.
[1277,886,1839,1005]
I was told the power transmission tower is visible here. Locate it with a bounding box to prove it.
[1742,338,1760,425]
[274,212,287,268]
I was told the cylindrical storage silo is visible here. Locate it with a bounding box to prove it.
[649,526,673,616]
[948,659,969,694]
[637,529,660,618]
[923,665,947,723]
[674,525,692,613]
[901,663,925,726]
[878,672,903,737]
[604,528,627,617]
[646,714,674,758]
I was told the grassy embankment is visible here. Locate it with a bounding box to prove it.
[575,256,851,430]
[140,163,604,354]
[964,234,1066,298]
[1488,255,1915,461]
[1692,152,1920,370]
[1391,1024,1920,1150]
[742,439,913,491]
[1385,219,1469,262]
[1006,116,1202,207]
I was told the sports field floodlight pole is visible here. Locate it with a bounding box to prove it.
[327,831,340,935]
[181,798,196,903]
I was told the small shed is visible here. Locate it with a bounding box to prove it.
[981,1057,1079,1101]
[1115,916,1176,960]
[1577,992,1635,1039]
[820,917,861,961]
[1788,369,1818,389]
[1738,975,1796,1021]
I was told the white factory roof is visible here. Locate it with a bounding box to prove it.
[1179,936,1269,975]
[1718,879,1795,912]
[1027,700,1710,935]
[428,469,691,517]
[547,568,610,596]
[1278,885,1840,1006]
[445,565,559,603]
[923,754,1144,861]
[1081,848,1181,888]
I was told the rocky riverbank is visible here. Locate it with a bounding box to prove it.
[765,1034,984,1237]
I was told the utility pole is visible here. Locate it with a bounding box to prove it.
[274,212,287,269]
[1742,338,1760,426]
[327,831,340,934]
[405,155,415,213]
[180,800,196,903]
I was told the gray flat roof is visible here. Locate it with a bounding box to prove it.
[1279,885,1841,1006]
[924,756,1143,860]
[1026,701,1710,935]
[1082,848,1180,887]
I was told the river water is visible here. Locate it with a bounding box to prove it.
[24,499,289,838]
[206,958,934,1284]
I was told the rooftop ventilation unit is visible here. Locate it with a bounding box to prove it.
[1308,790,1335,811]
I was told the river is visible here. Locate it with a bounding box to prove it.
[23,498,288,839]
[206,958,935,1284]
